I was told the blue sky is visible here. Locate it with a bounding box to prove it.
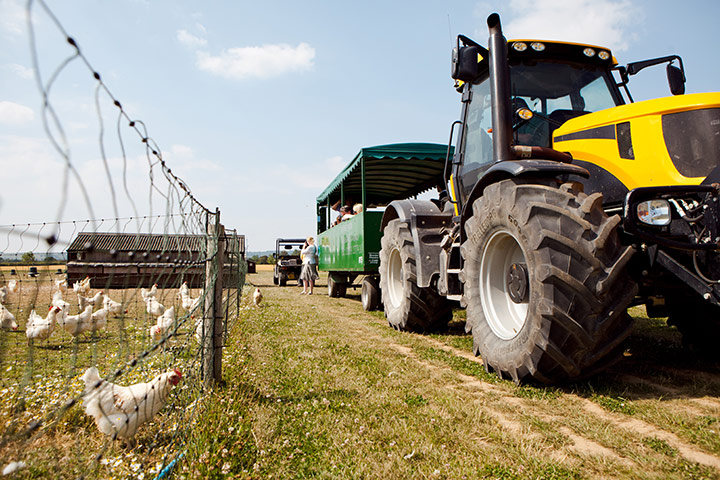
[1,0,719,252]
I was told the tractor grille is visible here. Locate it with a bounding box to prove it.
[663,107,720,178]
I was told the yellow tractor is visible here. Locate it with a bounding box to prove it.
[378,13,720,383]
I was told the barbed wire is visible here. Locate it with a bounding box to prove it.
[0,2,249,478]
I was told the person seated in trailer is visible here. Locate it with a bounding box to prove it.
[352,203,363,215]
[342,205,356,221]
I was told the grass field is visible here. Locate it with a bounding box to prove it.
[173,269,720,479]
[2,268,720,478]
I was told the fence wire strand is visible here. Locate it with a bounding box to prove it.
[0,2,248,478]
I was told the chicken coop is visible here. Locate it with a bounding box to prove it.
[65,231,247,289]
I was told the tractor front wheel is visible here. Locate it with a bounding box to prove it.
[462,179,637,384]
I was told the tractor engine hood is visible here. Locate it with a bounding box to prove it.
[552,92,720,190]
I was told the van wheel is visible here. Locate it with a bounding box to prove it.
[462,179,637,384]
[379,219,452,331]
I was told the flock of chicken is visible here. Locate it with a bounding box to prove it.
[1,277,265,447]
[0,276,207,345]
[0,276,205,446]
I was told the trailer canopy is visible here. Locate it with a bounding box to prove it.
[316,143,450,207]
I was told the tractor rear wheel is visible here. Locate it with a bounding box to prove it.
[379,218,452,331]
[462,179,637,384]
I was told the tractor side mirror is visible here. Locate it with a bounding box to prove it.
[452,45,482,83]
[667,64,685,95]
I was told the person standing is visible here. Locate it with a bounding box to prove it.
[300,236,318,295]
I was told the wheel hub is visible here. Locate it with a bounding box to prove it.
[506,262,529,304]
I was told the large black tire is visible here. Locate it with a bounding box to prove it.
[379,218,453,331]
[279,274,287,287]
[361,276,381,311]
[462,179,637,384]
[327,274,347,298]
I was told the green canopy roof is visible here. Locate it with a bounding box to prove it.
[316,143,451,207]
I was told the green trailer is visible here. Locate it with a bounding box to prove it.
[316,143,450,310]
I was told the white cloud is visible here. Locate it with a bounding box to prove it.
[0,101,34,125]
[324,155,344,172]
[162,144,221,172]
[196,43,315,80]
[5,63,34,79]
[0,0,25,38]
[503,0,640,52]
[177,29,207,49]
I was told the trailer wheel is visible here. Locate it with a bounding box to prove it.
[379,218,452,331]
[361,276,381,311]
[328,274,347,298]
[462,179,637,384]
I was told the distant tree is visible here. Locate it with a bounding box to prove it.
[21,252,35,263]
[44,255,57,263]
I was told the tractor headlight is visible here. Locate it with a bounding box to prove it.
[637,199,671,226]
[512,42,527,52]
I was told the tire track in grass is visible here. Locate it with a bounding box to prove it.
[578,398,720,470]
[260,278,720,474]
[314,297,641,469]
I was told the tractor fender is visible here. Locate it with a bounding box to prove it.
[381,199,454,288]
[460,160,590,238]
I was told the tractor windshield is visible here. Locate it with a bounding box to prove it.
[510,60,621,146]
[457,58,623,200]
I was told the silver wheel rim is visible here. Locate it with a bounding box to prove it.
[479,229,529,340]
[387,248,404,308]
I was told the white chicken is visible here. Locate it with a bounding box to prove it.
[103,294,125,315]
[146,297,165,317]
[78,290,103,310]
[150,306,175,342]
[52,290,71,312]
[194,316,203,342]
[73,276,92,295]
[179,283,201,312]
[141,284,158,302]
[253,287,262,307]
[59,305,96,336]
[0,280,16,304]
[25,306,62,341]
[81,366,182,447]
[90,307,109,330]
[55,278,68,292]
[1,304,18,331]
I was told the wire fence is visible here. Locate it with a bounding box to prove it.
[0,1,247,478]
